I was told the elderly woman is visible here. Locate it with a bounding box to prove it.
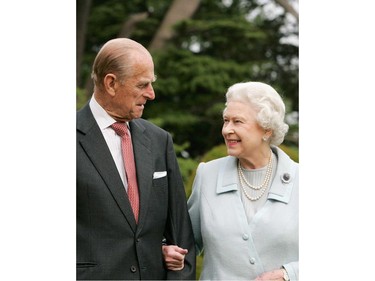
[164,81,298,280]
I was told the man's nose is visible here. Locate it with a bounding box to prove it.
[145,84,155,100]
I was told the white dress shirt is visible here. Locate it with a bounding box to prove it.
[89,96,129,191]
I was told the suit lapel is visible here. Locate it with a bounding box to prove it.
[77,104,137,232]
[129,120,153,230]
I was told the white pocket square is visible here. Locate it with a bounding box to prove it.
[153,171,167,179]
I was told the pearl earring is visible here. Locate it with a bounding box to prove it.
[262,136,268,142]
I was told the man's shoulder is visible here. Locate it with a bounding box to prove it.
[76,103,95,133]
[132,118,167,134]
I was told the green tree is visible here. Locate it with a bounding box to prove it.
[143,0,298,157]
[76,0,299,162]
[77,2,298,278]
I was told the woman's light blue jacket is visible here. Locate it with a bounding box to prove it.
[188,146,299,280]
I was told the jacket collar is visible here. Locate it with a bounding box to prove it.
[267,146,298,203]
[216,146,298,204]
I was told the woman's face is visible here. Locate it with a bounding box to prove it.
[222,101,266,159]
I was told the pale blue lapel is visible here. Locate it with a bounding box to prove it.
[216,156,239,194]
[267,147,297,204]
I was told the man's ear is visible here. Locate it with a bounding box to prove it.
[103,74,117,97]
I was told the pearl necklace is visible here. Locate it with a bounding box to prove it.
[237,151,273,201]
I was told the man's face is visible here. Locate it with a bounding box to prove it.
[110,57,156,122]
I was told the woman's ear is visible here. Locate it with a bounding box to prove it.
[103,74,117,97]
[263,129,273,140]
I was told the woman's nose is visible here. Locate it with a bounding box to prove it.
[222,124,234,135]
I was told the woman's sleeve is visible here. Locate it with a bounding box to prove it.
[187,162,205,254]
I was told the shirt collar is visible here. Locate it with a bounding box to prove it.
[89,96,129,130]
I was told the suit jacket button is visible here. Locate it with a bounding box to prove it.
[130,265,137,273]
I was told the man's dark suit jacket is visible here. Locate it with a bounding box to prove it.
[77,103,196,280]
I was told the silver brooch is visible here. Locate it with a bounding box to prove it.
[281,173,291,184]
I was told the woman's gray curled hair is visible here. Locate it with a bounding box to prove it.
[225,81,289,146]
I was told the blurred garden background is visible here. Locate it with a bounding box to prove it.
[77,0,298,276]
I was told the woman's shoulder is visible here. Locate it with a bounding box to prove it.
[196,156,236,177]
[273,146,299,167]
[199,155,234,168]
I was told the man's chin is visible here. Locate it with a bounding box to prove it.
[110,110,144,122]
[132,109,144,119]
